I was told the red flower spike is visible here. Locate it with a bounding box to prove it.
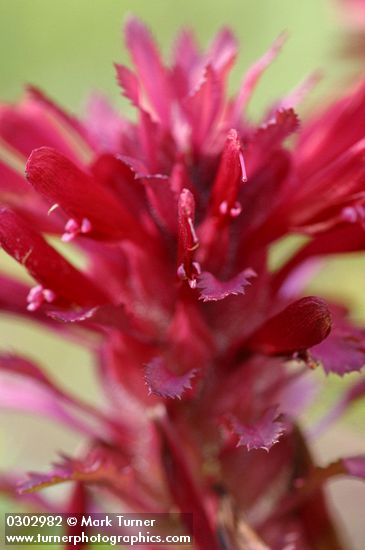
[0,208,106,307]
[249,297,332,355]
[0,17,364,547]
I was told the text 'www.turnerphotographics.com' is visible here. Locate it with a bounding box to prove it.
[4,513,193,546]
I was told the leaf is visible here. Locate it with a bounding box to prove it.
[229,407,285,452]
[144,357,196,399]
[197,268,256,302]
[47,304,131,332]
[19,445,130,495]
[312,328,365,375]
[343,455,365,479]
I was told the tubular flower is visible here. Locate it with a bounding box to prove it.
[0,16,365,549]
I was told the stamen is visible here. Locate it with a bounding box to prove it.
[239,151,247,183]
[177,264,187,281]
[177,261,201,288]
[81,218,92,233]
[341,205,365,226]
[219,200,242,217]
[27,285,56,311]
[230,201,242,217]
[219,201,228,215]
[61,217,92,242]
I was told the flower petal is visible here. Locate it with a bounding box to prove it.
[0,208,106,307]
[229,33,286,124]
[0,353,61,394]
[26,147,147,243]
[177,188,200,285]
[85,94,133,154]
[0,373,96,436]
[0,101,81,163]
[209,129,246,218]
[115,64,141,108]
[249,297,332,355]
[253,108,299,156]
[142,174,178,234]
[0,161,62,232]
[26,85,94,151]
[124,16,171,124]
[207,28,238,78]
[184,65,222,150]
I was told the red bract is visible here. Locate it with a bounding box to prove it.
[0,16,364,549]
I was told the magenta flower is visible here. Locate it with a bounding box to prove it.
[0,16,365,549]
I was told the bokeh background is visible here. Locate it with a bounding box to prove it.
[0,0,364,548]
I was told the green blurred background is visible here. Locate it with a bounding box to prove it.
[0,0,364,548]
